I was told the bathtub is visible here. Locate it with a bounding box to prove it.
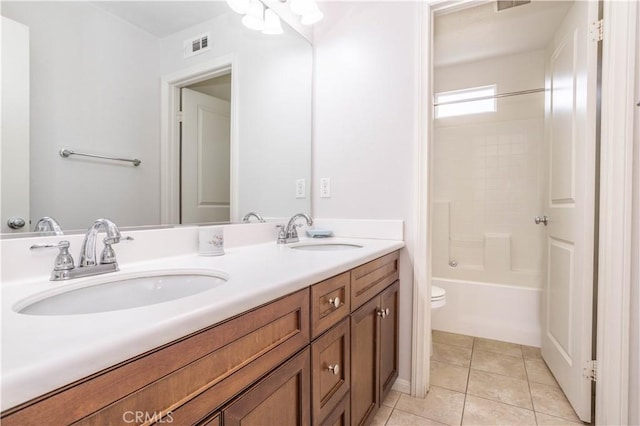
[431,277,542,347]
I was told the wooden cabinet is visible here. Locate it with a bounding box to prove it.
[1,289,309,426]
[1,251,400,426]
[222,348,311,426]
[311,272,350,338]
[350,251,399,310]
[379,281,400,402]
[350,281,400,426]
[320,394,350,426]
[311,318,350,425]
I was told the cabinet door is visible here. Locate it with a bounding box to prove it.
[312,318,350,425]
[350,297,380,426]
[223,348,311,426]
[379,281,399,402]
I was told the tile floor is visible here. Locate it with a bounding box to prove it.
[372,331,585,426]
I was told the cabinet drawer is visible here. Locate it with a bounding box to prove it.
[311,319,350,425]
[350,252,399,310]
[2,289,310,426]
[222,348,311,426]
[320,393,350,426]
[311,272,350,338]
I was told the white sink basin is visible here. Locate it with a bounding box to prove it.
[15,270,228,316]
[290,243,363,251]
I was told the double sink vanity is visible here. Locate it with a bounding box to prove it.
[0,220,403,425]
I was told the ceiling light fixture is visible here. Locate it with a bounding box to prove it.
[226,0,323,35]
[263,9,284,35]
[225,0,250,14]
[241,0,265,31]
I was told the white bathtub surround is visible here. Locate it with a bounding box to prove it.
[433,50,546,290]
[0,219,403,409]
[432,201,541,288]
[431,278,541,347]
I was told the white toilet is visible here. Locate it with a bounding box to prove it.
[431,285,447,355]
[431,285,446,309]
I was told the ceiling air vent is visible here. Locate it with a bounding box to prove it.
[184,33,210,58]
[496,0,531,12]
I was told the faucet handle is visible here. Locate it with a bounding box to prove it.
[30,240,75,271]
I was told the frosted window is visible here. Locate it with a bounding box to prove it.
[435,85,496,118]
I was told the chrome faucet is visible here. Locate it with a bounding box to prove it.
[30,218,131,281]
[34,216,63,235]
[79,218,121,267]
[242,212,266,223]
[277,213,313,244]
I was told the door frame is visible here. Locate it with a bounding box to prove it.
[412,3,637,421]
[595,1,637,424]
[160,55,239,224]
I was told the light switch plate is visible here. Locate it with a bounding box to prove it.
[320,178,331,198]
[296,179,306,198]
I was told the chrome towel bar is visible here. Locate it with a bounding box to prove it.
[59,149,141,166]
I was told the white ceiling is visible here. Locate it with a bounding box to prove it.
[434,0,573,67]
[90,1,231,38]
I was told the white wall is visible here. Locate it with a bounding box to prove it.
[2,2,162,231]
[312,1,420,386]
[159,13,312,221]
[433,51,546,288]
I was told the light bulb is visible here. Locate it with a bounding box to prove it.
[301,3,323,26]
[290,0,314,16]
[242,0,264,31]
[262,9,283,35]
[225,0,250,14]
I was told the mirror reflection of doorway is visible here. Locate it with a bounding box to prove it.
[180,73,231,224]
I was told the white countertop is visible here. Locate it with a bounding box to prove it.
[0,237,403,410]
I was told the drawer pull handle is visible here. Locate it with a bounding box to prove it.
[328,364,340,375]
[328,297,341,308]
[377,308,390,319]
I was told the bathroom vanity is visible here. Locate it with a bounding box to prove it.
[0,234,401,426]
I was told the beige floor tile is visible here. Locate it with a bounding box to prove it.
[433,342,473,368]
[530,382,581,423]
[525,358,559,387]
[432,330,474,349]
[371,405,393,426]
[431,360,469,393]
[462,395,536,425]
[466,369,532,409]
[395,386,465,426]
[471,350,527,379]
[522,345,543,360]
[382,389,402,408]
[386,409,447,425]
[474,337,523,358]
[535,412,584,425]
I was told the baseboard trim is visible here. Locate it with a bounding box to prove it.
[392,378,411,394]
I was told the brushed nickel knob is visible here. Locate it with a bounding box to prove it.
[7,217,26,229]
[377,308,390,319]
[534,215,549,226]
[328,364,340,375]
[328,297,341,308]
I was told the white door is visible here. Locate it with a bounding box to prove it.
[180,88,230,224]
[541,1,598,422]
[1,17,30,233]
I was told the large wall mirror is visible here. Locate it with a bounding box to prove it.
[0,1,312,236]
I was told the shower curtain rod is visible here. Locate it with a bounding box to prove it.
[433,87,546,107]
